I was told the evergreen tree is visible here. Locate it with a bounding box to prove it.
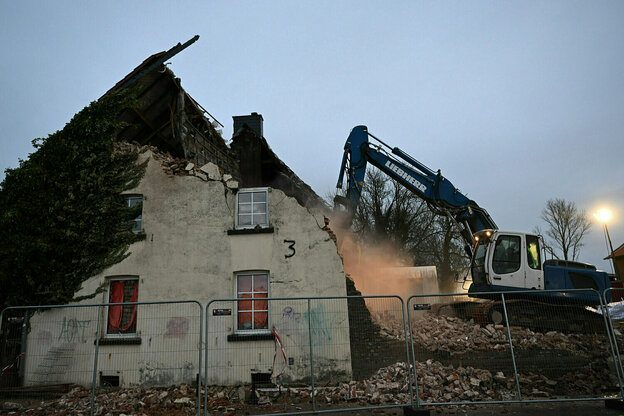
[0,93,146,308]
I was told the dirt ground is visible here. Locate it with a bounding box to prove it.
[277,400,624,415]
[4,398,624,415]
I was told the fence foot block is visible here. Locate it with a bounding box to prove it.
[605,398,624,410]
[403,405,431,416]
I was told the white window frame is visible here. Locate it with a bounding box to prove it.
[235,271,270,334]
[105,276,139,338]
[124,195,143,233]
[235,188,269,229]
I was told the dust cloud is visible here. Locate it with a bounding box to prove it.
[326,212,440,302]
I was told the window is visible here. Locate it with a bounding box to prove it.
[526,235,542,270]
[236,189,268,229]
[492,235,521,275]
[471,243,487,285]
[125,195,143,233]
[236,272,269,332]
[107,278,139,336]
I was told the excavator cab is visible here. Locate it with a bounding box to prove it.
[469,230,545,292]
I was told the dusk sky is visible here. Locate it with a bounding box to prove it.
[1,1,623,272]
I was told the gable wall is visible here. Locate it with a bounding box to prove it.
[23,151,351,386]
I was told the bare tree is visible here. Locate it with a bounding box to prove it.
[414,216,468,293]
[345,168,468,286]
[351,168,434,261]
[539,198,592,261]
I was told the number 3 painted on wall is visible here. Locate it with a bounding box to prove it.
[284,240,296,258]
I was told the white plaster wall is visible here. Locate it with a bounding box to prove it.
[23,303,201,387]
[24,151,351,387]
[24,307,99,387]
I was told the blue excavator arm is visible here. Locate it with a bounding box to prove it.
[335,125,497,251]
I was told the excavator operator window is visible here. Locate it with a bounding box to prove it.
[492,235,521,275]
[526,235,541,270]
[471,243,487,285]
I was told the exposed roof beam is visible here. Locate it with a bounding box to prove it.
[116,35,199,92]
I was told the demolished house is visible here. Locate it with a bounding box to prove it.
[21,37,351,387]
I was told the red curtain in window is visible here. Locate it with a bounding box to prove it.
[108,281,138,332]
[108,281,125,331]
[120,283,139,331]
[254,310,268,328]
[254,293,268,328]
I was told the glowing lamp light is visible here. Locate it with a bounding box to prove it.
[594,206,617,276]
[594,208,613,224]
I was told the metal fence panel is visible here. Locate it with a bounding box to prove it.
[204,296,413,415]
[603,287,624,397]
[0,304,102,413]
[407,292,518,405]
[504,290,616,401]
[0,301,203,416]
[407,289,620,406]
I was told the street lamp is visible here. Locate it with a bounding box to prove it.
[594,208,616,276]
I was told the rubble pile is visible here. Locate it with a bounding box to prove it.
[308,359,613,404]
[414,359,615,402]
[114,142,238,187]
[371,310,406,340]
[3,358,617,415]
[1,383,198,415]
[413,315,508,353]
[373,311,609,357]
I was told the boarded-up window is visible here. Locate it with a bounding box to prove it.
[236,272,269,331]
[107,278,138,335]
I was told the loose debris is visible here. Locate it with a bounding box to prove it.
[374,310,611,357]
[115,142,238,188]
[1,383,198,415]
[3,358,617,415]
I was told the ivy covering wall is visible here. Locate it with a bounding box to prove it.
[0,93,147,309]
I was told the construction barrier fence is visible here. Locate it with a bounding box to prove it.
[407,288,622,407]
[0,300,203,416]
[603,287,624,395]
[204,295,413,415]
[1,290,624,415]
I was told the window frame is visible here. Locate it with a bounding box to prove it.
[526,234,542,270]
[235,271,270,334]
[492,235,522,275]
[105,276,139,339]
[471,242,488,285]
[124,194,143,233]
[235,188,269,230]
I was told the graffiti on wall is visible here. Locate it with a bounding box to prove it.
[277,306,302,333]
[275,304,337,345]
[58,317,91,343]
[31,344,76,384]
[307,303,332,345]
[164,317,190,339]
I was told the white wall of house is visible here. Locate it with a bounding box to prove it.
[23,151,351,387]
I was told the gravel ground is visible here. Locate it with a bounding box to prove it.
[300,400,624,415]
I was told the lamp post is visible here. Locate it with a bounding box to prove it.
[594,208,617,276]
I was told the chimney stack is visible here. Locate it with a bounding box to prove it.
[233,112,263,138]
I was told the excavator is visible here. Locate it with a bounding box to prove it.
[335,126,611,330]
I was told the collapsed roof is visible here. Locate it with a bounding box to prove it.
[105,36,326,209]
